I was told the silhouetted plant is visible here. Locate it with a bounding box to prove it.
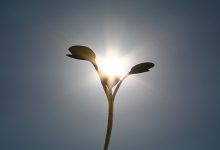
[67,45,154,150]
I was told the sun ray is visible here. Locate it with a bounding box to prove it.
[96,48,130,79]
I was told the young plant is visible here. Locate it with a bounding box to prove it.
[67,45,154,150]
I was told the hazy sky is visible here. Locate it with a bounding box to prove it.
[1,0,220,150]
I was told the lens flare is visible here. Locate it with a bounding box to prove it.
[97,50,129,78]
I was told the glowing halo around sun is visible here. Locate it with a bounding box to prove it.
[96,49,130,79]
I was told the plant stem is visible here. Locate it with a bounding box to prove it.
[104,99,114,150]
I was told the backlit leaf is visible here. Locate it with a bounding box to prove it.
[66,45,96,63]
[129,62,154,74]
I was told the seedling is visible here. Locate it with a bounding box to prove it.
[67,45,154,150]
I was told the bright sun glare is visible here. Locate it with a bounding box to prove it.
[97,50,129,78]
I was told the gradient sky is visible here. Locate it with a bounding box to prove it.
[1,0,220,150]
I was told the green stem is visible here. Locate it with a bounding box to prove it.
[104,99,114,150]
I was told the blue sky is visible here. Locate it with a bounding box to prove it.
[1,0,220,149]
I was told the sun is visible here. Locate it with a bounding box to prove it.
[97,50,129,78]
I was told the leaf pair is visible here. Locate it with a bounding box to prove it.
[66,45,155,87]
